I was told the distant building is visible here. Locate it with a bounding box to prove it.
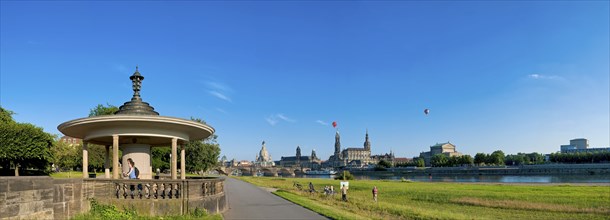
[370,151,396,165]
[393,157,412,165]
[279,146,321,169]
[237,160,252,167]
[254,141,275,167]
[60,136,82,146]
[323,130,393,168]
[325,131,345,167]
[419,142,463,166]
[560,138,610,153]
[341,130,374,166]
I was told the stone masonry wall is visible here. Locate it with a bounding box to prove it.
[0,177,226,219]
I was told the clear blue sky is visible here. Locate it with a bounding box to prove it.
[1,1,608,161]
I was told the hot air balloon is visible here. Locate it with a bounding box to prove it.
[424,109,430,115]
[332,121,337,128]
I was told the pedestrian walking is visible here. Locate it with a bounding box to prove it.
[372,186,378,202]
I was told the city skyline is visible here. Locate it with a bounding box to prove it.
[1,1,609,160]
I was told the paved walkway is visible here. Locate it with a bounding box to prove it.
[223,178,327,220]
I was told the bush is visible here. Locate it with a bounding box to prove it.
[87,199,136,220]
[334,171,355,180]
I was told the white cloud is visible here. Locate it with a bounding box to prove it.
[316,120,328,126]
[528,74,563,80]
[265,113,296,126]
[265,117,278,126]
[208,91,232,102]
[205,81,233,92]
[216,108,228,114]
[276,114,296,122]
[204,81,233,102]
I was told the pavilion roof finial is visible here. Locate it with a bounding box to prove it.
[115,66,159,116]
[129,66,144,100]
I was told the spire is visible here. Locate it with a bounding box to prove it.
[115,66,159,115]
[364,129,371,151]
[296,146,301,163]
[334,130,341,157]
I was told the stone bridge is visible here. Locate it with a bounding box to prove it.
[217,167,311,177]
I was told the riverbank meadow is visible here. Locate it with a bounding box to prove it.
[236,176,610,220]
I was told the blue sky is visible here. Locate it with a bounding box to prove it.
[1,1,608,161]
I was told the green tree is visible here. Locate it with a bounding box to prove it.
[185,118,221,174]
[378,160,392,168]
[431,154,449,167]
[89,103,118,117]
[334,170,355,180]
[0,107,15,123]
[52,139,80,171]
[459,155,474,166]
[152,147,171,172]
[474,153,487,166]
[76,144,106,172]
[0,107,54,176]
[490,150,505,166]
[415,158,425,167]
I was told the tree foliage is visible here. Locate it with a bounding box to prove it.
[152,147,171,172]
[377,160,392,168]
[0,106,15,123]
[52,140,80,171]
[185,118,221,174]
[0,107,54,175]
[505,152,545,165]
[474,153,487,165]
[334,170,355,180]
[89,103,118,117]
[474,151,505,166]
[416,158,425,167]
[431,154,473,167]
[431,154,449,167]
[549,151,610,163]
[490,150,505,166]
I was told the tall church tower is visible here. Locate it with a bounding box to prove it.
[334,131,341,157]
[364,129,371,151]
[297,146,301,160]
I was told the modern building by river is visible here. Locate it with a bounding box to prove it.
[560,138,610,153]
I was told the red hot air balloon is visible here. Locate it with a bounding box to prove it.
[424,109,430,115]
[332,121,337,128]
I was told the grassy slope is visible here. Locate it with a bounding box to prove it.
[237,177,610,220]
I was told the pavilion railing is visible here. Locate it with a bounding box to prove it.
[109,178,224,200]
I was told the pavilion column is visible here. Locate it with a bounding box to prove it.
[171,138,177,180]
[82,141,89,178]
[181,144,185,179]
[112,135,119,179]
[104,145,110,178]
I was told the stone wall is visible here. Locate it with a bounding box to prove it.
[0,177,86,220]
[0,177,226,219]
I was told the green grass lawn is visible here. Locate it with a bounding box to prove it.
[50,171,105,178]
[237,176,610,220]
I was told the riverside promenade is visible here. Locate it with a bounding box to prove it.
[223,177,327,220]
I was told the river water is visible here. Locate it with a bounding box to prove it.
[297,174,610,183]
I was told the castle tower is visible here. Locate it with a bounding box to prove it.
[334,131,341,157]
[311,149,318,160]
[364,129,371,151]
[296,146,301,164]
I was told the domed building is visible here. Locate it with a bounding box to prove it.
[255,141,275,167]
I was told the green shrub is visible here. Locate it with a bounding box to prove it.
[334,171,355,180]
